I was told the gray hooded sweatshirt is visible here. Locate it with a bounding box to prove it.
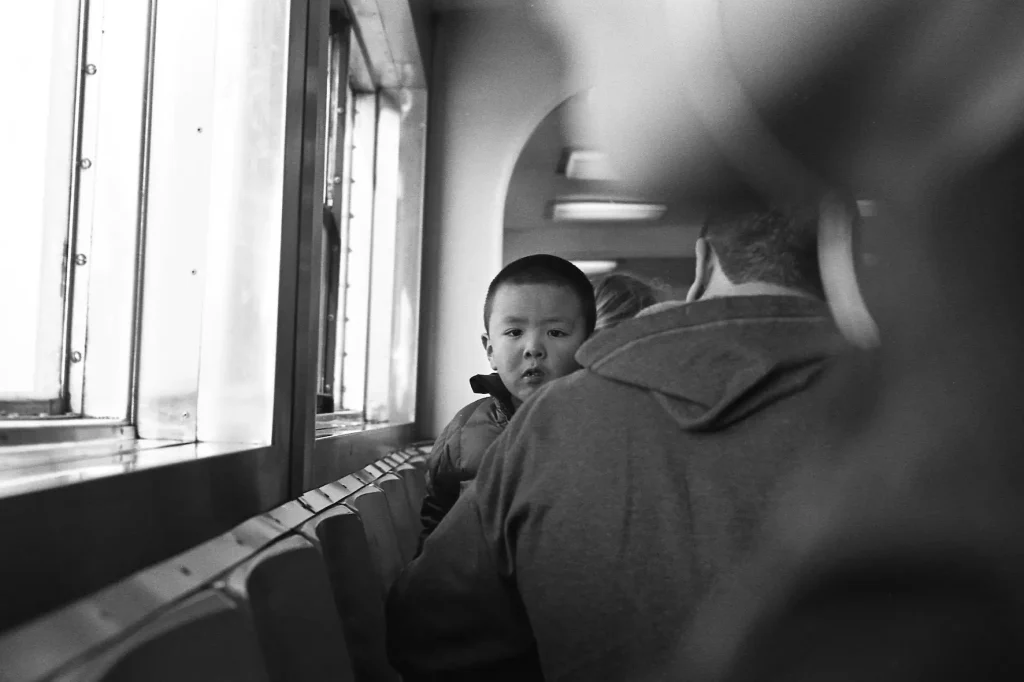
[387,295,846,682]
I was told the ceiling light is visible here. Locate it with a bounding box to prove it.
[571,260,619,275]
[563,149,617,181]
[551,201,667,222]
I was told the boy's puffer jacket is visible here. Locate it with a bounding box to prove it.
[417,373,514,550]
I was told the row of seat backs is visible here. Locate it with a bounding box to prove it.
[0,443,432,682]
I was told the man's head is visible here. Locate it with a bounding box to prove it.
[687,206,823,302]
[482,255,596,406]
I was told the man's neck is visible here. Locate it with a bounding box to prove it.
[702,280,817,300]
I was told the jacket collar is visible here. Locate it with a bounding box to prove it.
[469,372,516,419]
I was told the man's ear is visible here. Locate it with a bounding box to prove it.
[686,237,710,302]
[481,333,497,370]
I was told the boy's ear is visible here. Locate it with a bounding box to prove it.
[481,333,496,369]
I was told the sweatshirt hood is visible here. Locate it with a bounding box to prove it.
[577,296,844,431]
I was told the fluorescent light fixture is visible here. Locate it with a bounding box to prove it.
[571,259,619,275]
[856,199,877,217]
[564,149,617,181]
[551,201,667,222]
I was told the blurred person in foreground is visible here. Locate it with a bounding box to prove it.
[387,204,848,682]
[537,0,1024,679]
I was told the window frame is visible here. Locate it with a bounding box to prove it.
[313,20,427,434]
[1,0,427,503]
[1,0,152,432]
[317,16,351,413]
[0,0,87,417]
[0,0,427,641]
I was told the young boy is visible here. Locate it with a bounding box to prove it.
[418,254,597,547]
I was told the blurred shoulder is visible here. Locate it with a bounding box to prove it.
[514,369,611,422]
[488,368,632,468]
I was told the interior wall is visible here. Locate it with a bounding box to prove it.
[504,225,700,263]
[408,0,433,84]
[415,7,584,438]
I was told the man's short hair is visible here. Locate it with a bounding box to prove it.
[701,206,823,297]
[483,254,597,334]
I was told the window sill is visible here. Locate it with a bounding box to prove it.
[0,417,133,447]
[0,439,265,500]
[308,421,417,489]
[314,412,395,440]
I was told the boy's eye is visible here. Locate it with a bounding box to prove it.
[549,330,568,338]
[504,329,522,338]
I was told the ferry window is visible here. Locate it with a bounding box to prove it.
[1,0,149,422]
[0,1,82,416]
[364,92,402,423]
[317,18,351,415]
[317,81,424,427]
[315,23,426,430]
[2,0,293,445]
[317,29,372,425]
[311,22,423,430]
[134,0,292,443]
[338,87,377,418]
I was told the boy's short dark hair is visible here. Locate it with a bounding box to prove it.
[701,206,824,297]
[484,254,597,335]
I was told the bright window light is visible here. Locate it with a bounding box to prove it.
[0,0,80,405]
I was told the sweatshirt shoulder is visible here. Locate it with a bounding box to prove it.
[492,369,636,461]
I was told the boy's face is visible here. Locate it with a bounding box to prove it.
[483,282,588,406]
